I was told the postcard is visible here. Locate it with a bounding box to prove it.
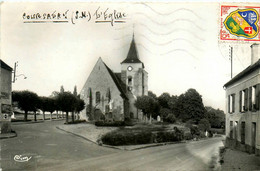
[1,2,260,171]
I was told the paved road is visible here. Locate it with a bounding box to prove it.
[1,120,118,170]
[45,137,224,171]
[1,120,224,171]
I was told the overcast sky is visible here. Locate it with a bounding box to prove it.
[1,2,257,111]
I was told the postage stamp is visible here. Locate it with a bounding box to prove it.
[220,5,260,41]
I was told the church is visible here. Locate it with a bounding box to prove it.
[80,36,148,121]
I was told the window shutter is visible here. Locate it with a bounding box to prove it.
[256,84,260,110]
[232,94,235,113]
[228,95,230,113]
[239,91,242,112]
[249,87,252,111]
[245,89,248,111]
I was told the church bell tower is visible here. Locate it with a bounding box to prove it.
[121,35,148,119]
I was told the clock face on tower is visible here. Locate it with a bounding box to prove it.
[127,66,133,71]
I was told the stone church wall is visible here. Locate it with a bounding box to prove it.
[80,58,125,121]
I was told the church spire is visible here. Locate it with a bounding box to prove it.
[121,34,144,67]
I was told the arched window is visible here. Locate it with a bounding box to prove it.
[128,76,133,86]
[106,88,111,102]
[96,91,101,104]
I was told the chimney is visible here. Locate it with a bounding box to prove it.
[250,43,260,65]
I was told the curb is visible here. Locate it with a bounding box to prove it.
[12,119,64,125]
[0,130,17,139]
[11,121,44,125]
[56,126,98,145]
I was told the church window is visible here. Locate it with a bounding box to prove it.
[128,76,132,86]
[96,91,101,104]
[105,105,109,113]
[106,88,111,102]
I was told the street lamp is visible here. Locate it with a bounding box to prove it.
[12,61,27,83]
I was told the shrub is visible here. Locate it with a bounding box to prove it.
[101,131,153,146]
[210,128,225,135]
[190,125,200,138]
[165,113,176,123]
[67,120,86,124]
[95,121,125,127]
[101,127,185,146]
[154,131,180,143]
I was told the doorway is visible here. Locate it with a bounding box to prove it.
[252,122,256,153]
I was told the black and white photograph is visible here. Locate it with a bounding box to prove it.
[0,1,260,170]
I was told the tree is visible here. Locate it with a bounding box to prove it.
[148,91,160,119]
[60,86,65,93]
[158,93,171,108]
[46,98,56,120]
[12,90,40,121]
[39,96,49,120]
[168,95,178,115]
[175,89,206,123]
[73,86,77,96]
[50,91,61,119]
[135,95,158,121]
[205,106,225,128]
[159,108,171,120]
[56,92,77,124]
[75,96,85,120]
[148,91,157,99]
[198,118,211,132]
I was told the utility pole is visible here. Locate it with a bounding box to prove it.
[12,61,27,83]
[230,46,233,79]
[12,62,17,83]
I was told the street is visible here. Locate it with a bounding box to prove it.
[1,120,224,171]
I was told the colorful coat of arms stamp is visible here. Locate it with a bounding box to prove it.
[220,5,260,41]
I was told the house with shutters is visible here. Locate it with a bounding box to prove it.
[0,59,13,133]
[79,36,148,121]
[224,43,260,156]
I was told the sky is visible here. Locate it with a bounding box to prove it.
[0,2,258,111]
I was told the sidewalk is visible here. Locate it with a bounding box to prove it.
[57,123,118,144]
[221,148,260,170]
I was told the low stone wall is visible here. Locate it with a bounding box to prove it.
[225,138,260,156]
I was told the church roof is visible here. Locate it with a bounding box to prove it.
[104,63,128,100]
[121,37,144,68]
[0,59,13,71]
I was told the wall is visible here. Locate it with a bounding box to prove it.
[121,63,148,119]
[0,67,12,133]
[225,68,260,155]
[80,58,125,121]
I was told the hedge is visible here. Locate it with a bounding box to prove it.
[66,120,86,124]
[95,120,135,127]
[101,127,186,146]
[95,121,125,127]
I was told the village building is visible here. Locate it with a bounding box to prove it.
[224,43,260,156]
[80,37,148,121]
[0,59,13,133]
